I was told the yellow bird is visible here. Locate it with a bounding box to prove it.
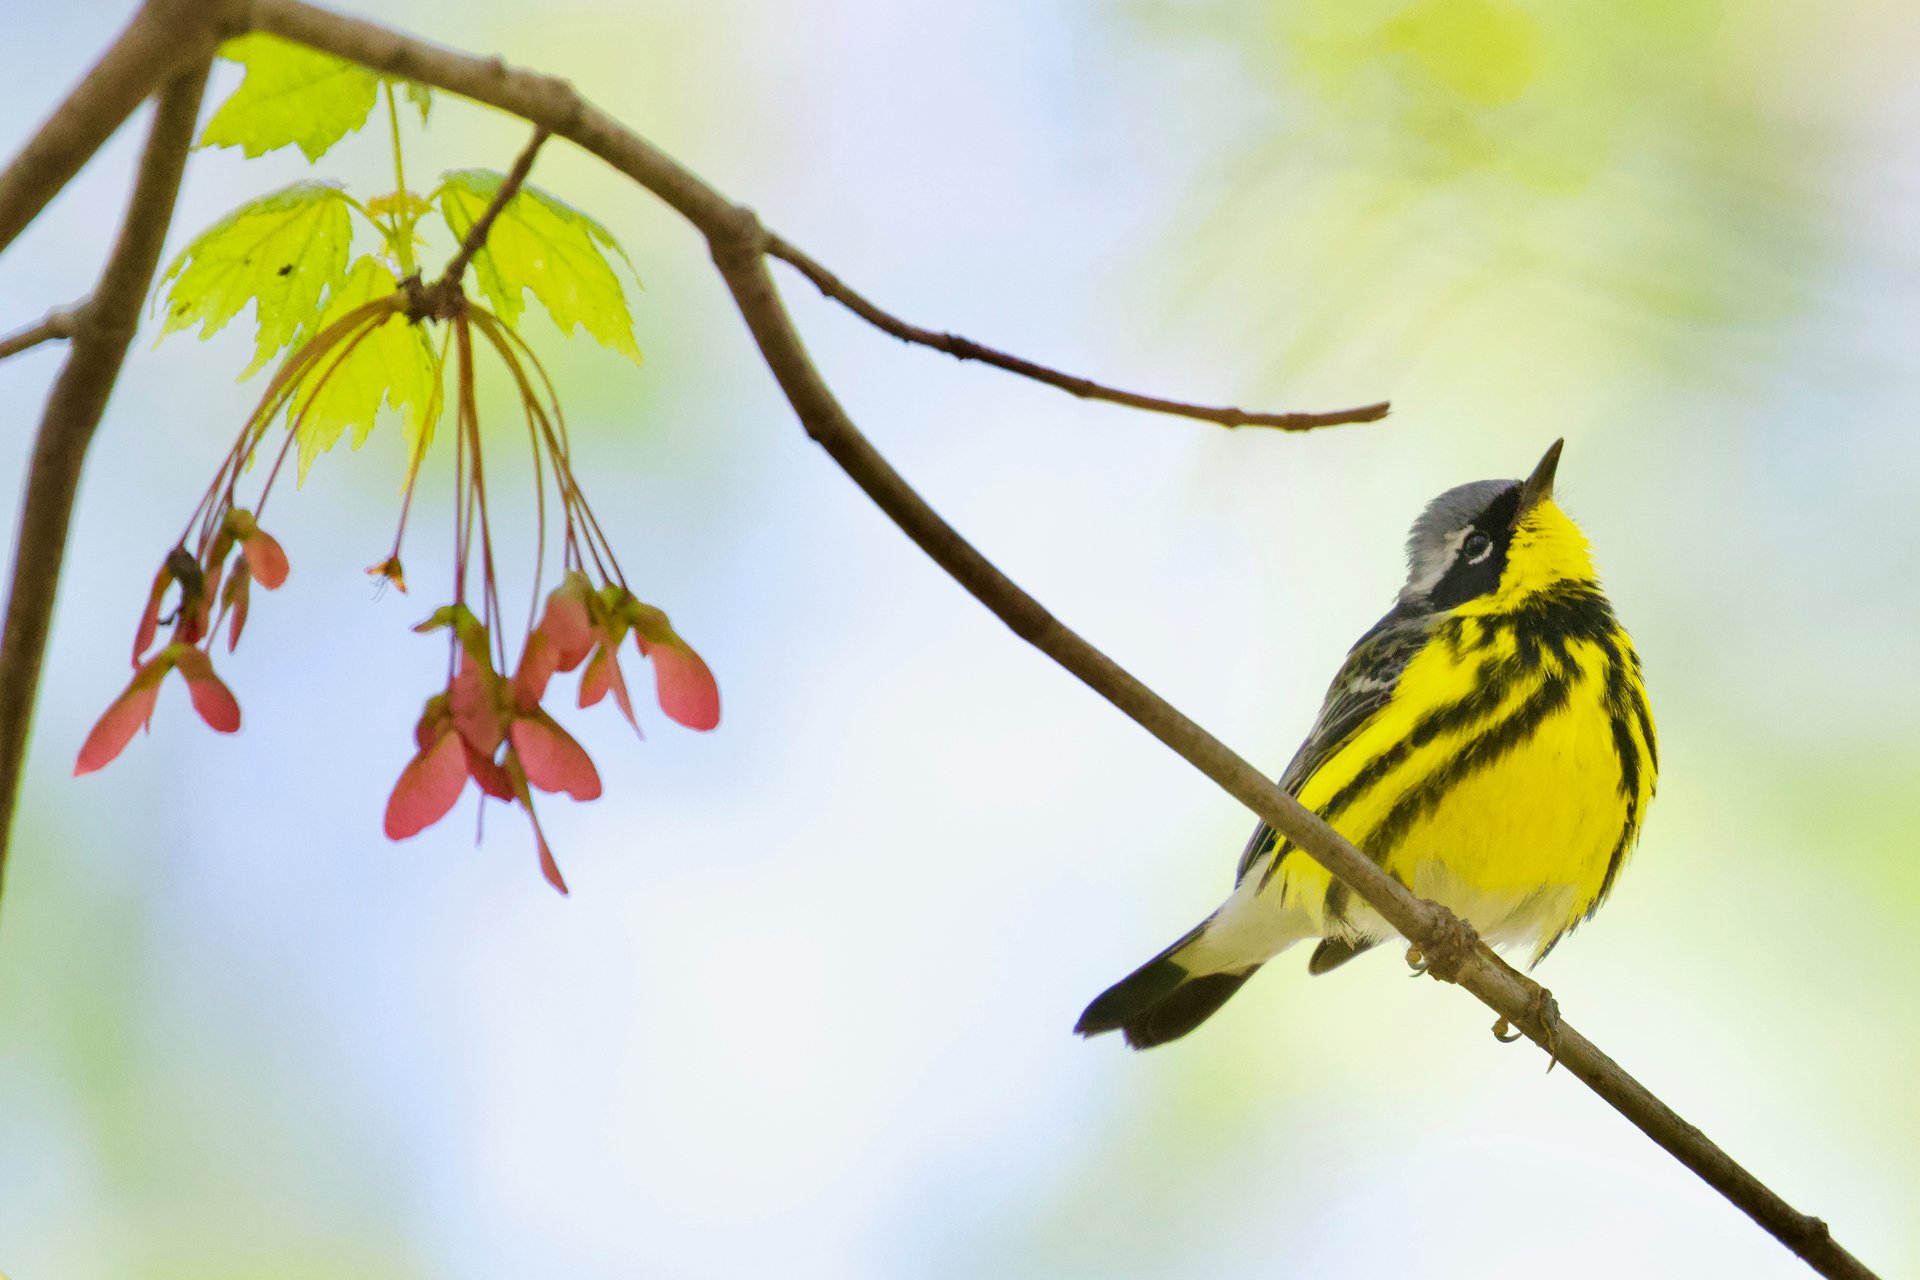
[1078,441,1657,1048]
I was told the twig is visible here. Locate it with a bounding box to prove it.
[0,58,212,898]
[0,303,87,363]
[443,125,549,287]
[405,124,551,322]
[1,4,1877,1275]
[766,234,1391,431]
[0,0,228,259]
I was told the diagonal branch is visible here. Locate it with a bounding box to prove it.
[0,0,228,259]
[2,4,1869,1277]
[442,125,549,287]
[0,303,86,363]
[0,57,213,898]
[766,234,1390,431]
[406,124,551,322]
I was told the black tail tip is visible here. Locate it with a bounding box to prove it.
[1076,966,1256,1050]
[1075,958,1185,1039]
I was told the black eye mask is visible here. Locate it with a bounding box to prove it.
[1427,487,1521,610]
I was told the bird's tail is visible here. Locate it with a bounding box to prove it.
[1075,916,1265,1050]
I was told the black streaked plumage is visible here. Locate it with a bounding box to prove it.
[1077,442,1658,1051]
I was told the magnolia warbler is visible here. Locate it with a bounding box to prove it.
[1078,441,1657,1049]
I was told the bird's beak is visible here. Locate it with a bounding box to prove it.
[1513,438,1564,525]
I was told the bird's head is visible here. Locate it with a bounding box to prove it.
[1398,439,1596,614]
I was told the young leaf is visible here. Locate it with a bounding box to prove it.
[436,170,642,363]
[156,182,355,377]
[287,255,442,476]
[400,80,434,124]
[199,35,383,163]
[366,191,434,224]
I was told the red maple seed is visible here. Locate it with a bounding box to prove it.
[172,647,242,732]
[385,617,604,893]
[536,573,597,672]
[623,599,720,731]
[74,643,242,775]
[644,637,721,732]
[508,712,602,802]
[225,509,290,590]
[74,659,169,776]
[224,562,253,652]
[384,728,469,840]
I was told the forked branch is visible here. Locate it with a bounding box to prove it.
[444,125,549,285]
[0,0,219,256]
[0,304,85,362]
[408,123,552,321]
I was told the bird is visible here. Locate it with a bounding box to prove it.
[1076,440,1656,1049]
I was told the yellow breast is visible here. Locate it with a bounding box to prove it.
[1269,584,1656,963]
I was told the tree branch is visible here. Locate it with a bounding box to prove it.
[0,0,225,258]
[765,234,1390,431]
[0,303,86,362]
[0,58,212,898]
[1,4,1873,1276]
[406,124,551,321]
[444,125,549,286]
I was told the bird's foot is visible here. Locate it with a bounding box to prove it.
[1404,945,1429,976]
[1489,986,1563,1071]
[1414,909,1479,984]
[1531,986,1564,1072]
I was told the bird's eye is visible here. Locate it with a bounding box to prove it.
[1462,531,1494,564]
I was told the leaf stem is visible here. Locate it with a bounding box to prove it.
[383,81,416,275]
[253,314,385,517]
[385,323,452,572]
[453,317,505,671]
[469,319,549,640]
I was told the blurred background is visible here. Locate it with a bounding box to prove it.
[3,0,1917,1276]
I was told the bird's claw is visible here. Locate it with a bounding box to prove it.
[1488,988,1564,1069]
[1404,945,1429,977]
[1531,987,1564,1072]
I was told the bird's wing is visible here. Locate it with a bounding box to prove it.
[1234,607,1432,884]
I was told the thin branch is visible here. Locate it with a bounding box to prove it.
[405,124,551,322]
[22,4,1867,1276]
[766,234,1391,431]
[0,58,212,896]
[0,0,228,259]
[0,303,86,362]
[442,125,549,287]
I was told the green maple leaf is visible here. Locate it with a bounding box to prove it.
[287,256,442,476]
[199,35,380,162]
[156,181,355,377]
[436,169,642,363]
[199,34,436,163]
